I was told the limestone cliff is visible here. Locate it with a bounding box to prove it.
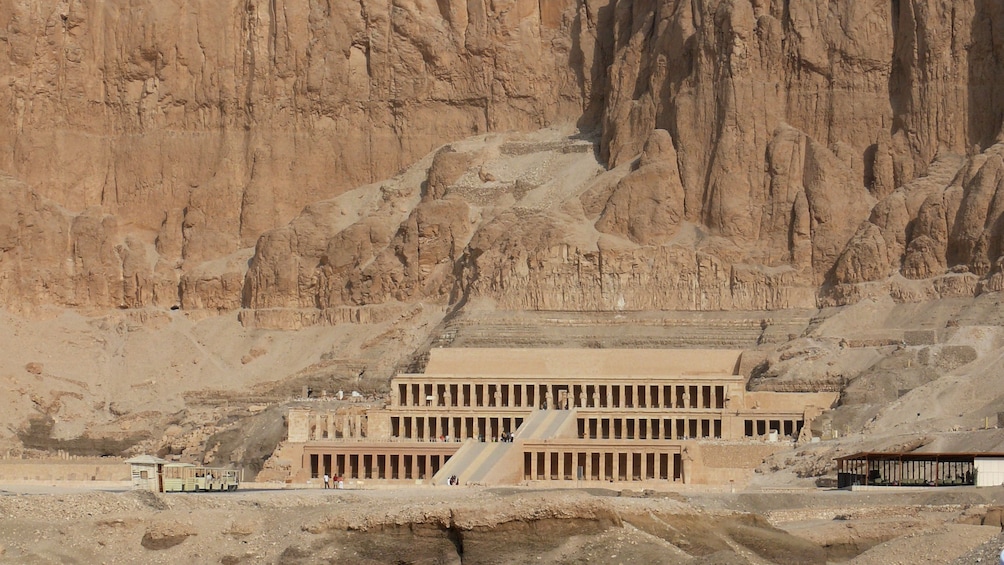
[3,0,1004,315]
[0,0,603,310]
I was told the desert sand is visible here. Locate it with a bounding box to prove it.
[1,482,1003,564]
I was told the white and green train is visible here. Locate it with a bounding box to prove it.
[161,463,243,492]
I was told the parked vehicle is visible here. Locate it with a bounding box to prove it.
[162,463,243,492]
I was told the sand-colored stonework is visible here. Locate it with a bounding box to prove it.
[282,348,837,487]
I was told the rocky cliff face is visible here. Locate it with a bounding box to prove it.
[4,0,1004,316]
[0,0,604,310]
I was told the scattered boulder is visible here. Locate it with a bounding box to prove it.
[141,521,196,550]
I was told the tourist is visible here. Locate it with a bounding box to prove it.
[323,473,330,489]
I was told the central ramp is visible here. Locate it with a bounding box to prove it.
[515,409,577,440]
[434,410,578,485]
[432,440,487,485]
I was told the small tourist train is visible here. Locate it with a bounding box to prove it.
[162,463,243,492]
[125,455,243,493]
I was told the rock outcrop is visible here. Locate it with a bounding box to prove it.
[3,0,1004,315]
[0,0,605,311]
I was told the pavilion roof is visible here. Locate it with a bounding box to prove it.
[835,451,1004,462]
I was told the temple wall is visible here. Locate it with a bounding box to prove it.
[424,348,743,376]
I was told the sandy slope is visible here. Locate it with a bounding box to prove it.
[0,305,441,456]
[0,484,1001,564]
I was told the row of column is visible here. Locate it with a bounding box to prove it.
[744,419,802,437]
[524,450,679,482]
[308,413,365,440]
[392,416,524,441]
[310,452,448,481]
[579,417,723,440]
[396,382,728,410]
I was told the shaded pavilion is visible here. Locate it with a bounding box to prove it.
[834,452,1004,488]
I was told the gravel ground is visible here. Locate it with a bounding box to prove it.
[951,532,1004,564]
[1,484,1002,564]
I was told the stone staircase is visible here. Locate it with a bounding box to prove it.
[514,409,577,440]
[434,409,579,485]
[433,440,491,485]
[443,442,519,485]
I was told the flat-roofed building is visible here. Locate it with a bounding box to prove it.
[283,348,837,486]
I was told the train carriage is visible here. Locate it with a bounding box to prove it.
[161,463,242,492]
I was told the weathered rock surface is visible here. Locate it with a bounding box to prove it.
[0,0,604,311]
[3,0,1004,315]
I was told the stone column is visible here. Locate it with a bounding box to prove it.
[612,452,620,482]
[544,451,552,480]
[530,452,538,480]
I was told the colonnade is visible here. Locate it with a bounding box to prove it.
[306,413,364,441]
[744,418,803,438]
[524,449,680,482]
[578,416,723,440]
[395,381,727,411]
[308,451,452,481]
[391,415,524,441]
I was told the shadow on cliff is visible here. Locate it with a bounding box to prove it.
[17,415,150,457]
[571,0,616,142]
[969,0,1004,152]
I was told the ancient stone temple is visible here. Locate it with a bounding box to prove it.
[283,349,837,486]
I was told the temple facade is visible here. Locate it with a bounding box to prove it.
[281,348,837,486]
